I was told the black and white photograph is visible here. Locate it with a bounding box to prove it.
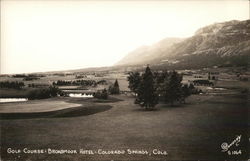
[0,0,249,160]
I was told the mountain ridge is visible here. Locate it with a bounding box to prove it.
[115,19,250,69]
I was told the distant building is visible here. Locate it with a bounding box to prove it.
[208,72,219,80]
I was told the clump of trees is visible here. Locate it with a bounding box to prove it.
[97,80,108,85]
[53,79,107,87]
[27,86,63,100]
[193,80,214,86]
[93,88,108,99]
[23,77,40,81]
[12,74,45,79]
[12,74,27,78]
[53,80,97,86]
[0,81,25,89]
[127,66,195,109]
[109,79,120,94]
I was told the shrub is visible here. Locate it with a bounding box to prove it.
[94,89,108,99]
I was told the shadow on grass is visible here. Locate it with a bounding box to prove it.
[133,106,160,112]
[64,96,123,103]
[0,105,112,120]
[133,103,189,111]
[133,109,160,112]
[91,96,124,103]
[161,104,187,108]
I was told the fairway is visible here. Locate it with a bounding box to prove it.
[0,99,81,113]
[0,89,248,160]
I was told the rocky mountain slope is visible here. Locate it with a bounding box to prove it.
[116,20,250,69]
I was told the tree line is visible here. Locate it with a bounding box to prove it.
[0,81,25,89]
[127,66,196,109]
[53,79,106,86]
[28,86,63,100]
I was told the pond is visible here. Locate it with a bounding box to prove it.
[0,98,28,103]
[68,93,93,98]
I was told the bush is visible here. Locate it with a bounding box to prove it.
[94,89,108,99]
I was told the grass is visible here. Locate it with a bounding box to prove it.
[0,104,112,120]
[0,88,248,161]
[0,71,248,160]
[215,80,250,89]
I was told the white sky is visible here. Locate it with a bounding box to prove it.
[1,0,249,74]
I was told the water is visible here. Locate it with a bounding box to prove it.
[214,88,226,90]
[69,93,93,98]
[206,87,226,90]
[0,98,28,103]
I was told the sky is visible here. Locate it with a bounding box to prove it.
[1,0,249,74]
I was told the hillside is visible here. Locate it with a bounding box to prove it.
[116,19,250,69]
[115,38,183,66]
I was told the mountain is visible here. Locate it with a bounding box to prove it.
[116,20,250,69]
[115,38,184,66]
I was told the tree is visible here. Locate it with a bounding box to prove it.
[163,71,183,106]
[181,84,191,103]
[136,66,158,109]
[109,79,120,94]
[49,86,62,97]
[154,71,169,97]
[127,72,141,95]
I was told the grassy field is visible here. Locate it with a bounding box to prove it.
[0,87,249,161]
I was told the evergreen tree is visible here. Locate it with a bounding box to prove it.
[163,71,183,106]
[127,72,141,95]
[136,66,158,109]
[154,71,169,97]
[109,79,120,94]
[114,79,120,93]
[181,84,191,103]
